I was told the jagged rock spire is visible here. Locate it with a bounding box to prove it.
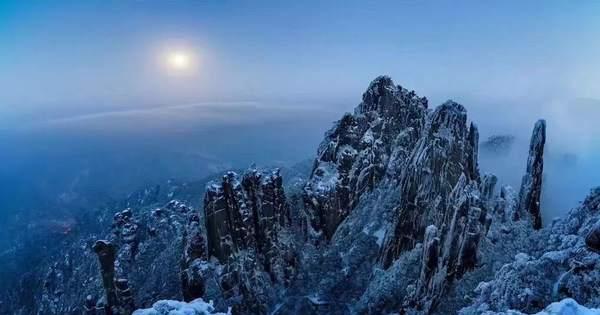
[204,168,288,264]
[381,100,482,268]
[181,212,207,302]
[202,167,296,313]
[516,119,546,229]
[303,76,428,240]
[356,76,399,114]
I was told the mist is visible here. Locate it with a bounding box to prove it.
[469,97,600,220]
[0,101,341,239]
[2,94,599,235]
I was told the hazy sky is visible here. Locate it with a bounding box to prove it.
[2,0,600,127]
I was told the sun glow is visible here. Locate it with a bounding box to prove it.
[167,51,192,70]
[161,48,198,76]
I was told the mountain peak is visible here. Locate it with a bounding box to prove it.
[355,75,428,115]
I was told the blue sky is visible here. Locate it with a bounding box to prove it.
[1,1,600,124]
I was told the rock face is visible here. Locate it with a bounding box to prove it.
[516,119,546,229]
[202,168,296,314]
[204,168,289,265]
[92,240,118,312]
[411,175,490,312]
[381,101,482,268]
[303,76,428,240]
[181,213,207,302]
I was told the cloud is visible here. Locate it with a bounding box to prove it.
[41,101,260,125]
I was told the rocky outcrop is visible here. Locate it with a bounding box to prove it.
[204,168,289,265]
[410,174,489,313]
[86,200,202,314]
[516,119,546,229]
[202,168,296,314]
[181,212,207,302]
[111,208,140,274]
[92,240,118,312]
[303,76,428,240]
[461,187,600,314]
[494,185,518,223]
[480,174,498,209]
[381,101,482,268]
[586,222,600,252]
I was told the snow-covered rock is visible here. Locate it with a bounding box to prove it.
[204,168,289,263]
[201,167,297,314]
[473,298,600,315]
[279,77,494,314]
[303,76,428,240]
[516,119,546,229]
[461,187,600,314]
[132,298,229,315]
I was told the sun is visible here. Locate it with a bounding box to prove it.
[166,51,192,70]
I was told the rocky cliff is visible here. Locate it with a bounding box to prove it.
[303,76,428,240]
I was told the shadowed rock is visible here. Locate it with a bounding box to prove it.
[516,119,546,229]
[115,278,134,314]
[84,295,96,315]
[202,167,296,314]
[585,222,600,252]
[181,214,208,301]
[204,168,288,265]
[92,240,117,313]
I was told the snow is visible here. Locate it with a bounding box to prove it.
[132,298,230,315]
[307,294,328,305]
[481,298,600,315]
[373,227,386,246]
[313,162,340,193]
[514,253,530,264]
[361,223,386,246]
[467,299,600,315]
[539,298,600,315]
[361,129,375,145]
